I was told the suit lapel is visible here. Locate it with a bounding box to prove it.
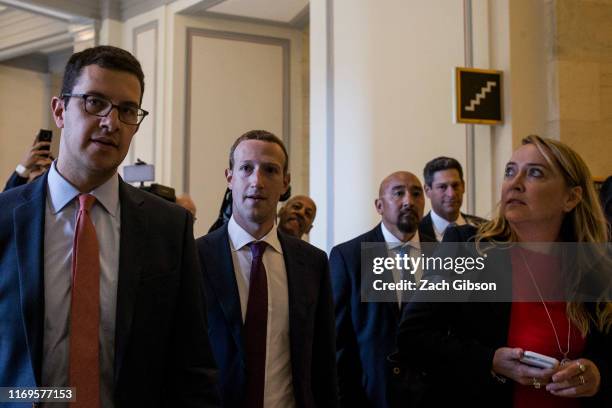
[366,225,404,320]
[490,248,513,327]
[114,181,145,384]
[14,176,47,384]
[206,225,245,356]
[279,233,310,370]
[418,213,437,243]
[467,243,513,332]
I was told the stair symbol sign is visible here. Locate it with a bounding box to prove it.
[465,81,497,112]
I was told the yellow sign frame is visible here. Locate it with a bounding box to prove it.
[455,67,503,125]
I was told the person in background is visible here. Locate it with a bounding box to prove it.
[3,136,53,191]
[420,156,485,242]
[330,171,436,408]
[277,194,317,239]
[599,176,612,240]
[176,193,197,221]
[398,135,612,407]
[208,187,232,233]
[196,130,337,408]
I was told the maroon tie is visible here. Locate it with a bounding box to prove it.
[244,241,268,408]
[69,194,100,408]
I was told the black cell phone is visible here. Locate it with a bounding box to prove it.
[37,129,52,155]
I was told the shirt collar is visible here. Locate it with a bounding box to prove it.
[380,221,421,250]
[228,215,283,255]
[430,209,465,235]
[46,161,119,217]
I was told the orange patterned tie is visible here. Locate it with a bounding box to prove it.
[69,194,100,408]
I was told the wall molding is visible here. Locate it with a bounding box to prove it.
[179,1,308,29]
[121,0,175,21]
[289,4,309,29]
[325,0,334,250]
[130,20,158,166]
[187,10,307,30]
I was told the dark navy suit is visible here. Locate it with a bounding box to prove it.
[196,224,338,408]
[330,223,436,408]
[0,173,219,407]
[3,171,27,192]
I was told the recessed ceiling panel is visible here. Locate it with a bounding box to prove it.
[207,0,308,23]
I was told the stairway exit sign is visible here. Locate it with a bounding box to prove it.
[454,67,503,125]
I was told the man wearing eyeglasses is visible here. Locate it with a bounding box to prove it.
[0,46,218,408]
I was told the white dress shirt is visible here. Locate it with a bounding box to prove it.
[227,216,296,408]
[380,222,422,302]
[430,209,466,242]
[41,162,120,408]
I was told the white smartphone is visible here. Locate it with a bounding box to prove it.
[520,351,559,369]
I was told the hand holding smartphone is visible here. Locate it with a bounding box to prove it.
[520,351,560,369]
[36,129,53,157]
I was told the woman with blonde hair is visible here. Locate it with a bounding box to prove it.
[397,135,611,407]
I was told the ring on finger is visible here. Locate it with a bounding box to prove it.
[578,363,587,373]
[532,377,541,389]
[579,375,585,385]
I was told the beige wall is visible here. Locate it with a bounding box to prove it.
[130,25,157,167]
[552,0,612,178]
[122,7,166,184]
[506,0,612,178]
[301,28,310,195]
[310,0,611,250]
[166,12,305,237]
[0,65,55,186]
[121,4,305,237]
[2,0,609,243]
[310,0,500,249]
[187,34,286,236]
[509,0,551,146]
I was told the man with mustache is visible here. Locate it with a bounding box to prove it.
[330,171,435,408]
[277,195,317,239]
[420,157,485,242]
[196,130,337,408]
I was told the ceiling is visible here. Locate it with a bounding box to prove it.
[0,0,308,64]
[203,0,308,26]
[0,0,309,25]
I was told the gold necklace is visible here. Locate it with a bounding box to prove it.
[519,249,571,365]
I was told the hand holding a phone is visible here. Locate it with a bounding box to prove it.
[20,140,51,170]
[492,347,557,386]
[28,155,53,181]
[546,358,601,398]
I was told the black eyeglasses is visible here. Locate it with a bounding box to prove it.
[62,93,149,125]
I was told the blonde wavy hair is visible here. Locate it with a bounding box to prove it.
[476,135,611,335]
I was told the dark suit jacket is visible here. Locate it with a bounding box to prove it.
[0,173,219,407]
[3,171,27,192]
[329,223,436,408]
[196,224,338,408]
[419,211,485,242]
[397,225,612,408]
